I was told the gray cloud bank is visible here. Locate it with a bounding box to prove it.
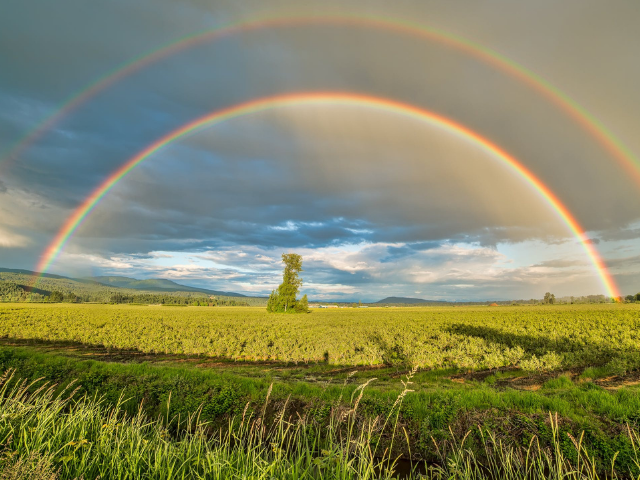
[1,0,640,299]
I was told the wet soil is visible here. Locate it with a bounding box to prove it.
[3,337,640,391]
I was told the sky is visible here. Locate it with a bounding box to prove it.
[1,0,640,301]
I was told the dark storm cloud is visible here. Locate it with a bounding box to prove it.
[605,255,640,270]
[1,0,640,298]
[600,227,640,242]
[55,103,582,254]
[380,242,442,263]
[0,0,229,100]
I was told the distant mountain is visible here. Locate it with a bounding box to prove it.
[88,276,246,297]
[0,267,71,280]
[0,268,248,298]
[375,296,449,304]
[0,268,268,306]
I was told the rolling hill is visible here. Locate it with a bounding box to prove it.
[88,276,246,297]
[0,268,262,304]
[375,296,449,304]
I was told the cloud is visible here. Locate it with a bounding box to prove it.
[2,0,640,298]
[605,255,640,270]
[56,240,608,300]
[0,228,30,248]
[600,227,640,242]
[531,259,587,269]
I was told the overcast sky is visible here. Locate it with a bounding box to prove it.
[1,0,640,301]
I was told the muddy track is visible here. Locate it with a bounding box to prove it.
[3,337,640,391]
[449,366,640,391]
[0,337,388,375]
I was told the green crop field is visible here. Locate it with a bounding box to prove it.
[3,303,640,478]
[2,303,639,371]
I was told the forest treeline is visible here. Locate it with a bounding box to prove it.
[0,272,264,306]
[1,271,637,306]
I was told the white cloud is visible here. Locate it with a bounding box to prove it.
[0,228,30,248]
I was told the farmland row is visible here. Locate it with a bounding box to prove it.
[1,303,639,372]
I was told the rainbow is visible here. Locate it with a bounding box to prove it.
[34,92,621,298]
[3,14,639,186]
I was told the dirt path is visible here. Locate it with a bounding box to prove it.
[2,337,639,391]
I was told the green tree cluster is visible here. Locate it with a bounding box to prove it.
[0,282,26,302]
[267,253,308,313]
[108,292,249,306]
[543,292,556,304]
[49,291,64,302]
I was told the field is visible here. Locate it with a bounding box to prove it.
[2,303,640,371]
[2,303,640,478]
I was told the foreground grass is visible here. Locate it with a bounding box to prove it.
[3,303,640,477]
[3,369,640,479]
[3,343,640,476]
[0,369,395,479]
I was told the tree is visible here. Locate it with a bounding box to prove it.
[65,292,79,303]
[543,292,555,304]
[267,253,307,313]
[266,290,279,312]
[49,291,64,302]
[295,294,308,313]
[110,293,125,304]
[625,294,635,303]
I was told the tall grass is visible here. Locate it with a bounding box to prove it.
[428,413,640,480]
[1,369,639,479]
[0,368,408,479]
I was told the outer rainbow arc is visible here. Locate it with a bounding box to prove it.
[3,14,639,186]
[33,92,620,299]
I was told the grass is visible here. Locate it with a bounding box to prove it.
[0,369,413,479]
[2,369,640,479]
[3,302,640,477]
[2,342,640,475]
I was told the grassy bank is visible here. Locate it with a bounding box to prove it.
[2,366,640,479]
[2,342,640,476]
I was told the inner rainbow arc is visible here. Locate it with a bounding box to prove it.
[33,92,621,299]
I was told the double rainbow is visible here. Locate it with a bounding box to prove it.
[3,14,639,187]
[34,93,621,298]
